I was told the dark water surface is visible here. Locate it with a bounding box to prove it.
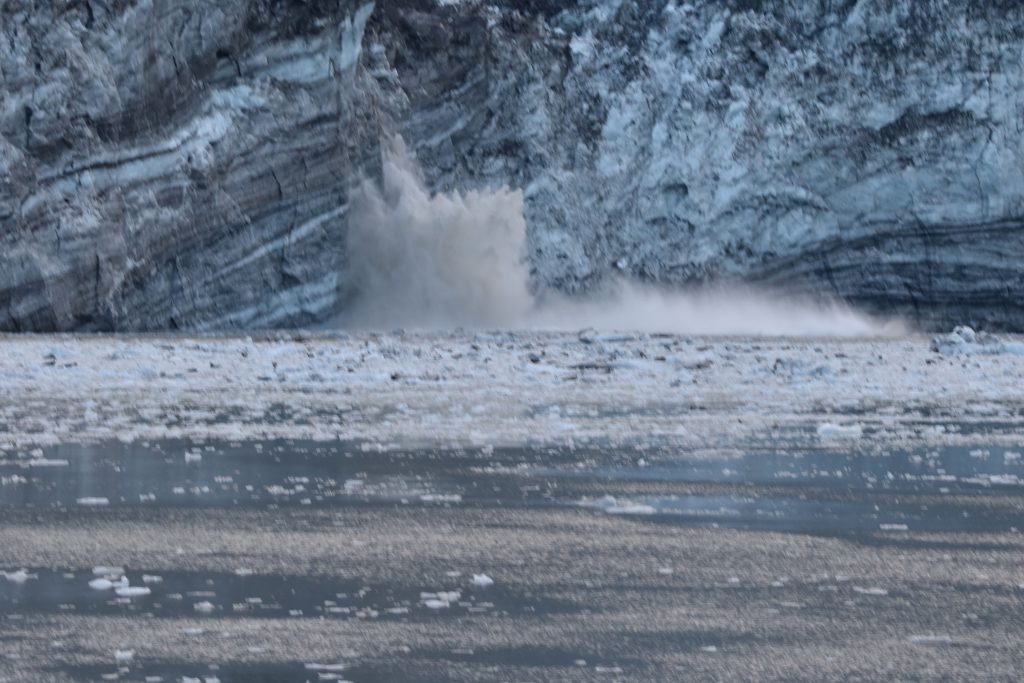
[3,437,1023,681]
[1,438,1022,535]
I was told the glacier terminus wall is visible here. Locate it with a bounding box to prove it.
[2,0,1023,331]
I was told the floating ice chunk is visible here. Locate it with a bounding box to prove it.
[114,650,134,664]
[115,586,151,597]
[472,574,494,587]
[879,523,909,531]
[419,494,462,503]
[816,423,863,439]
[580,495,657,515]
[93,566,125,577]
[193,601,216,613]
[700,645,718,653]
[305,663,347,671]
[142,574,163,584]
[3,569,35,583]
[852,586,888,596]
[77,497,110,506]
[233,568,254,577]
[185,451,202,463]
[89,576,127,590]
[908,635,954,646]
[423,599,449,609]
[657,567,674,575]
[930,326,1024,355]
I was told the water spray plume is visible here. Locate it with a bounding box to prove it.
[341,138,903,337]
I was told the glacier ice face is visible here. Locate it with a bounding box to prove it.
[2,0,1023,331]
[398,1,1024,330]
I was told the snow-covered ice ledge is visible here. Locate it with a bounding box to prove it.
[0,331,1022,451]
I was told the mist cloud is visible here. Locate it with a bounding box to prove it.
[341,138,902,337]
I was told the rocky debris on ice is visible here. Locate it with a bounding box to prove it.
[930,327,1024,356]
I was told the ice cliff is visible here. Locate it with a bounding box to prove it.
[2,0,1022,331]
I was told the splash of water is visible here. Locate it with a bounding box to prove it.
[341,138,902,337]
[342,137,532,329]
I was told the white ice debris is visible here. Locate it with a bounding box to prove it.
[115,585,151,597]
[93,566,125,577]
[419,493,462,503]
[908,635,954,646]
[930,326,1024,356]
[114,650,134,664]
[579,495,657,515]
[817,423,863,439]
[421,590,460,609]
[423,599,449,609]
[852,586,889,596]
[76,496,110,506]
[184,451,202,463]
[89,577,120,590]
[3,569,35,583]
[471,574,494,587]
[193,601,216,613]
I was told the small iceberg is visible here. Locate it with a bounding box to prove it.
[472,574,494,588]
[930,326,1024,356]
[3,569,36,584]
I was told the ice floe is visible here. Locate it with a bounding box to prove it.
[931,326,1024,356]
[76,496,110,506]
[816,423,863,439]
[3,569,36,583]
[579,495,657,515]
[472,574,494,587]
